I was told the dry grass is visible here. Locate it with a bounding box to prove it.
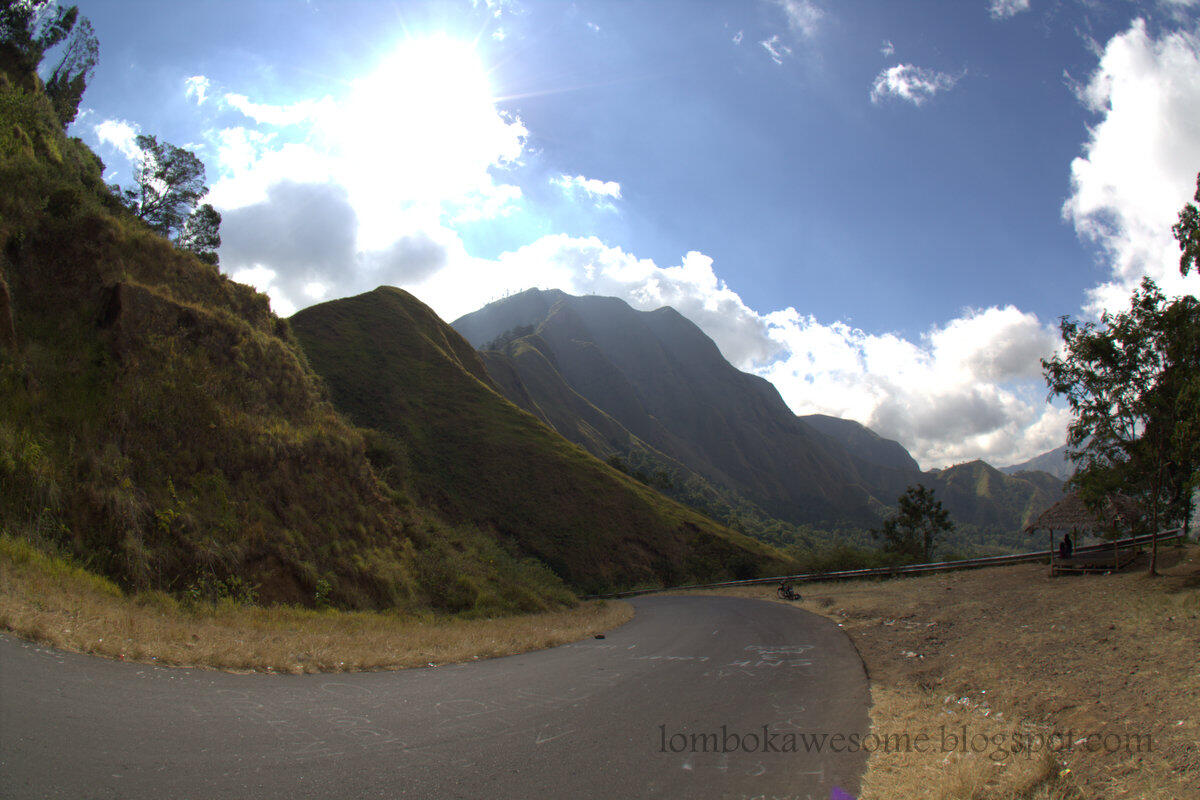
[0,536,632,672]
[690,543,1200,800]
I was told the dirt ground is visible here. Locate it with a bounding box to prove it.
[698,542,1200,800]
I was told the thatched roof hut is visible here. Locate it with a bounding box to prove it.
[1024,492,1144,535]
[1026,492,1145,575]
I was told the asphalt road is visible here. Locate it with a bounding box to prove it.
[0,595,869,799]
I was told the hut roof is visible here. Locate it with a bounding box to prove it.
[1025,492,1144,534]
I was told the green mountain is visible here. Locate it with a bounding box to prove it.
[453,289,1063,551]
[290,287,786,594]
[932,460,1064,550]
[0,58,577,613]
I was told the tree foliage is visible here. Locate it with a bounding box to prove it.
[0,1,97,127]
[0,1,77,68]
[1175,173,1200,278]
[176,202,222,265]
[873,484,954,563]
[44,15,96,127]
[1043,218,1200,573]
[117,135,221,263]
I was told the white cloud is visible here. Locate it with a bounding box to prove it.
[880,40,895,58]
[206,35,528,293]
[551,174,622,208]
[989,0,1031,20]
[93,118,142,162]
[184,75,211,105]
[760,35,793,65]
[222,180,457,316]
[1062,18,1200,313]
[223,93,334,127]
[870,64,960,106]
[774,0,823,38]
[757,306,1066,469]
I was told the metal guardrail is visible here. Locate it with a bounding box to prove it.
[587,528,1186,600]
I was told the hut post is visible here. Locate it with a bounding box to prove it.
[1048,527,1053,576]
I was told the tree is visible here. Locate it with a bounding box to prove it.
[1043,280,1200,574]
[1,1,78,72]
[44,16,97,127]
[873,484,954,563]
[1,1,98,126]
[1175,173,1200,277]
[117,135,221,263]
[176,203,221,265]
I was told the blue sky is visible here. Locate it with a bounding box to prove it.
[71,0,1200,468]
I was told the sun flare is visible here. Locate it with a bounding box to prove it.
[326,34,524,249]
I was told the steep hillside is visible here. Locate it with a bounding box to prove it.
[480,338,826,550]
[0,61,570,613]
[290,288,786,594]
[799,414,920,473]
[933,460,1064,545]
[454,290,1063,550]
[456,291,907,528]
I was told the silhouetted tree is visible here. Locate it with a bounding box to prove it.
[1175,173,1200,278]
[44,16,97,126]
[1,1,98,126]
[873,484,953,562]
[176,202,222,265]
[117,135,222,263]
[0,1,77,71]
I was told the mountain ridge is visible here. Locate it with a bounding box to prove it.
[454,289,1063,551]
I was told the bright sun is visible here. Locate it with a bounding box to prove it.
[330,34,522,248]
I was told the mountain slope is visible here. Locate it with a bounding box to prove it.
[932,460,1064,543]
[799,414,920,473]
[454,290,1063,550]
[290,288,785,593]
[0,64,572,613]
[456,291,910,528]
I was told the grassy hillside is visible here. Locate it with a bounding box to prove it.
[933,459,1064,550]
[290,287,787,594]
[0,58,570,614]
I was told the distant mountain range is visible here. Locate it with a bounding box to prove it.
[1000,445,1075,481]
[454,289,1063,551]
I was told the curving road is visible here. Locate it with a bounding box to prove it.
[0,595,869,799]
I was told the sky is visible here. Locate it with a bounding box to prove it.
[68,0,1200,470]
